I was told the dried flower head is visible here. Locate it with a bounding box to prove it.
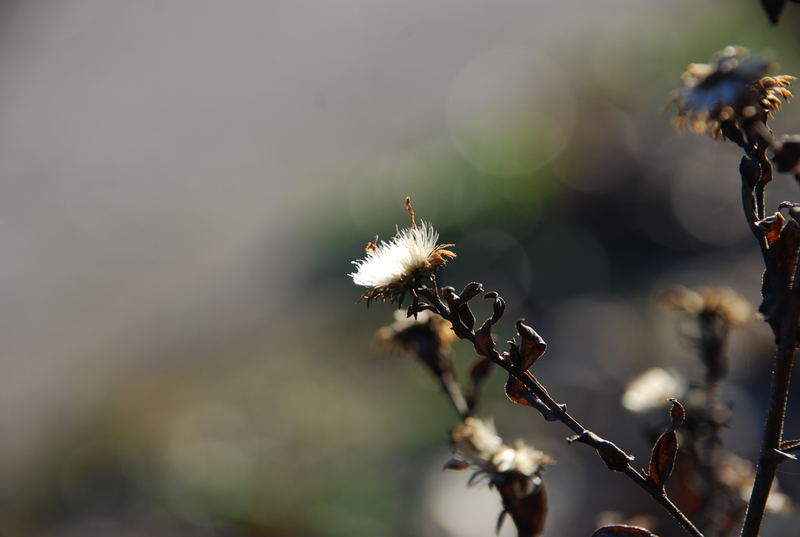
[376,309,457,354]
[667,46,794,140]
[447,418,553,536]
[660,285,753,326]
[448,418,553,483]
[349,198,455,305]
[622,367,687,414]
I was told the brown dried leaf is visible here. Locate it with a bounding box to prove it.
[495,481,547,537]
[459,282,484,303]
[760,218,800,334]
[647,431,677,488]
[516,320,547,371]
[591,525,658,537]
[505,376,535,407]
[668,399,685,431]
[475,325,495,356]
[647,400,683,487]
[459,303,476,330]
[760,211,786,246]
[442,286,460,315]
[484,292,506,325]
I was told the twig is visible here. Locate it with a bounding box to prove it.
[738,138,800,537]
[420,288,705,537]
[739,296,800,537]
[438,368,470,420]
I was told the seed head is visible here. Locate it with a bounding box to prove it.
[349,198,455,305]
[449,418,553,482]
[667,46,794,140]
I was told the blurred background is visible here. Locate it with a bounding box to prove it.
[2,1,800,536]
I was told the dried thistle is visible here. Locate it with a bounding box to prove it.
[447,417,553,537]
[667,46,794,141]
[349,197,455,305]
[449,418,553,480]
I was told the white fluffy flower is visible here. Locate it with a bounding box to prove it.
[349,221,455,304]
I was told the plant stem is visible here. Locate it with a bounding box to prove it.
[422,290,705,537]
[739,296,799,537]
[438,368,470,420]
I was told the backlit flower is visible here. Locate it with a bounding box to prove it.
[667,46,794,140]
[349,198,455,304]
[448,418,553,483]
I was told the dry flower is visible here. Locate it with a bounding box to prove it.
[667,46,794,140]
[349,198,455,305]
[448,417,553,484]
[660,286,752,326]
[447,418,553,537]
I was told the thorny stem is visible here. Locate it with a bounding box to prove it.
[420,289,705,537]
[739,297,800,537]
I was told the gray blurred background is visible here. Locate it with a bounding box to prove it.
[2,1,800,536]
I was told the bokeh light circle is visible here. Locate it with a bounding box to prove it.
[447,47,575,177]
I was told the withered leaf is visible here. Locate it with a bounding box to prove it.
[760,218,800,330]
[647,431,677,488]
[481,291,506,326]
[668,399,685,430]
[475,324,496,356]
[459,282,484,303]
[505,376,535,407]
[442,286,460,312]
[495,481,547,537]
[459,303,476,330]
[515,320,547,371]
[647,400,683,488]
[591,525,658,537]
[759,212,786,246]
